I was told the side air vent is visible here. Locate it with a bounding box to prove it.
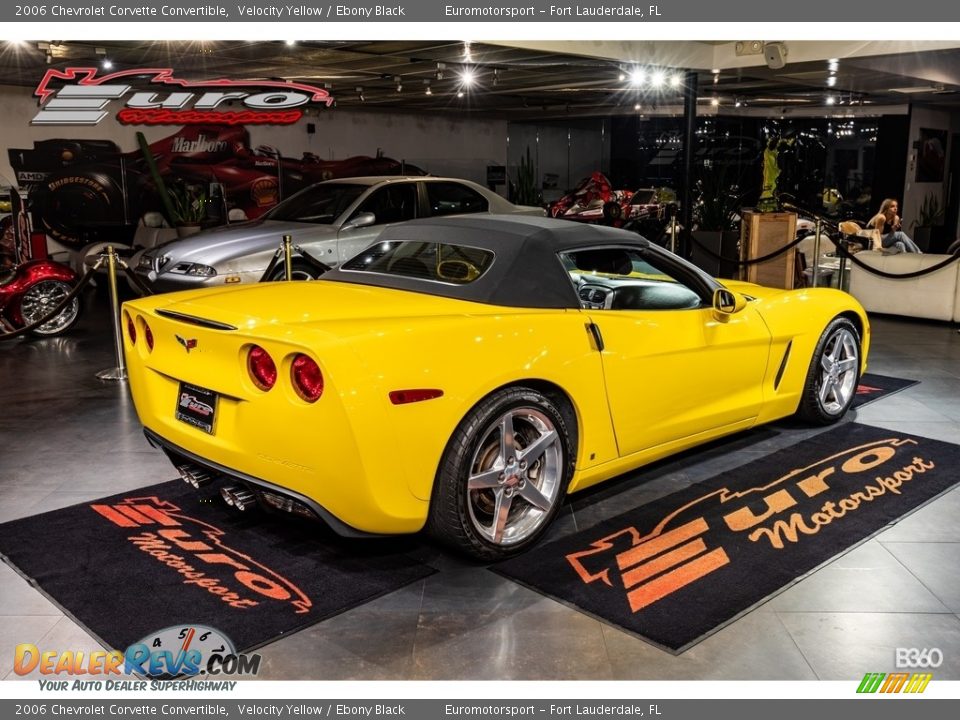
[156,309,238,331]
[773,341,792,390]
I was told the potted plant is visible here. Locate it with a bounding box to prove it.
[912,192,944,252]
[511,146,540,207]
[167,181,209,238]
[691,169,741,278]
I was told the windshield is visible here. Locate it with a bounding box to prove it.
[342,240,495,284]
[264,183,366,224]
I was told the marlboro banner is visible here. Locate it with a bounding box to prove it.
[495,422,960,652]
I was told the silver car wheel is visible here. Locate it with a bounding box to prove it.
[817,326,859,415]
[20,280,80,336]
[466,407,563,546]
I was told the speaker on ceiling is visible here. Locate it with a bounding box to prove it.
[764,42,788,70]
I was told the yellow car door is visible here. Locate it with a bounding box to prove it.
[564,245,771,458]
[590,303,770,457]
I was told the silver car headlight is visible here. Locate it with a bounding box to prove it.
[138,254,153,270]
[170,262,217,277]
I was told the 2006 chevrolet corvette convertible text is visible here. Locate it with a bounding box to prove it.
[122,216,870,560]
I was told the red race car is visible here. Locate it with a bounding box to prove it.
[549,172,671,227]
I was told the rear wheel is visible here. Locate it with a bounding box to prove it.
[428,387,574,561]
[796,317,861,424]
[20,280,81,337]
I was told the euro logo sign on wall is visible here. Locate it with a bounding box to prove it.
[32,68,335,126]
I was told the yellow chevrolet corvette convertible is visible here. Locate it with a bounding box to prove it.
[123,215,869,560]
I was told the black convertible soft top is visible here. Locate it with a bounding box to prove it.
[321,215,653,309]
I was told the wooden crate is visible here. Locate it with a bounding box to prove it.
[740,210,798,289]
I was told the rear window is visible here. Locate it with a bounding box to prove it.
[342,240,495,284]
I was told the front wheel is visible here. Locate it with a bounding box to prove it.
[428,387,574,561]
[20,280,82,337]
[796,317,861,424]
[267,259,326,281]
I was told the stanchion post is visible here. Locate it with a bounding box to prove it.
[96,245,128,382]
[282,234,293,281]
[670,215,678,255]
[811,217,822,287]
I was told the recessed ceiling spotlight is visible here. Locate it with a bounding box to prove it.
[618,72,625,81]
[285,40,296,46]
[828,58,839,72]
[460,69,475,86]
[669,74,681,88]
[827,76,837,87]
[634,103,641,110]
[651,70,666,87]
[629,68,645,86]
[102,59,113,69]
[457,90,465,98]
[825,95,836,105]
[735,99,742,108]
[711,97,720,106]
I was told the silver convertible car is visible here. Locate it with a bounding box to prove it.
[135,176,543,292]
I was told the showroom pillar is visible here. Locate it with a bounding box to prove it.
[679,70,698,259]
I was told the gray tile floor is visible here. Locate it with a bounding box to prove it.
[2,292,959,681]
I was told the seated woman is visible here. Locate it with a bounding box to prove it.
[868,198,923,254]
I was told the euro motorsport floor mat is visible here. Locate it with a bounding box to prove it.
[494,422,957,652]
[0,480,434,661]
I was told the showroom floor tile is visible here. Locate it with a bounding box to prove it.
[2,297,960,680]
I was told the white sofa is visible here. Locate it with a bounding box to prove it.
[847,251,960,322]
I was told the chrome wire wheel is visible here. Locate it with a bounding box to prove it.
[20,280,80,336]
[466,407,563,547]
[817,326,859,415]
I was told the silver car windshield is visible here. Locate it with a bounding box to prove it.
[264,183,367,224]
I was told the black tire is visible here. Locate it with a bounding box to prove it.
[267,259,325,281]
[428,386,575,561]
[796,316,861,425]
[602,201,622,221]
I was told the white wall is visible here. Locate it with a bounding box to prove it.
[0,84,507,189]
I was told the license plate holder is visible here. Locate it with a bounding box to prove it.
[175,382,218,434]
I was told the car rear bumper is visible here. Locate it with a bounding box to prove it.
[144,426,379,538]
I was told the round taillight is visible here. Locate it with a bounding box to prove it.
[125,312,137,344]
[144,321,154,351]
[247,345,277,391]
[291,354,323,402]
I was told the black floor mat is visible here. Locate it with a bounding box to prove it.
[494,423,959,653]
[0,480,434,656]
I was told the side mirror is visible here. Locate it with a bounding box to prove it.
[342,212,376,230]
[712,287,747,317]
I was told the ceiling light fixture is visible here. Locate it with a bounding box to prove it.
[102,59,113,69]
[825,95,836,105]
[651,70,666,87]
[828,58,839,72]
[436,62,445,80]
[669,74,681,88]
[629,68,645,86]
[711,97,719,106]
[457,90,464,98]
[285,40,296,46]
[423,79,432,95]
[634,103,641,110]
[827,76,837,87]
[460,68,475,87]
[394,75,402,92]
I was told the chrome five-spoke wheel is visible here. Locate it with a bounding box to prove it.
[429,386,574,561]
[798,317,861,425]
[467,407,563,546]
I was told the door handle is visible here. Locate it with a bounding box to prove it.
[587,322,605,351]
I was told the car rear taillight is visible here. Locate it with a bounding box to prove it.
[144,321,154,351]
[125,312,137,344]
[291,354,323,402]
[247,345,277,391]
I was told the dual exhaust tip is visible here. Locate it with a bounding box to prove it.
[176,463,256,512]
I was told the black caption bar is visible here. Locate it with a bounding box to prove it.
[3,0,960,22]
[1,701,958,719]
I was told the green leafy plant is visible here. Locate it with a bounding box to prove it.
[694,169,740,232]
[513,146,539,206]
[913,192,944,228]
[167,182,208,225]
